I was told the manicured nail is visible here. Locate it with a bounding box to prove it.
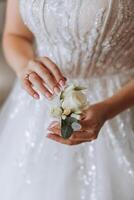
[34,94,39,99]
[46,134,52,138]
[59,79,65,87]
[46,92,52,99]
[48,122,58,129]
[54,86,60,95]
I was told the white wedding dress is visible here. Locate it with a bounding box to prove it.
[0,0,134,199]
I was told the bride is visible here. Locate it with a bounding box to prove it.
[0,0,134,199]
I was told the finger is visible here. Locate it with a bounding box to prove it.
[79,119,90,129]
[48,121,59,129]
[38,57,67,87]
[48,127,61,135]
[70,130,96,141]
[48,122,60,130]
[47,134,82,146]
[29,72,52,99]
[48,125,60,132]
[23,79,39,99]
[29,60,60,94]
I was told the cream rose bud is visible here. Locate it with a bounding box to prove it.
[71,113,81,120]
[50,107,62,118]
[62,115,67,120]
[63,108,71,116]
[62,90,88,112]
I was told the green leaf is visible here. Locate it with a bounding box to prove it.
[60,91,64,100]
[74,86,87,91]
[61,117,78,139]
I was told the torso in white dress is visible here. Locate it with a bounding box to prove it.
[0,0,134,199]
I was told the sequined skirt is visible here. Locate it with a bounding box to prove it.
[0,71,134,200]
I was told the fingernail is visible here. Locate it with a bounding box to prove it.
[34,94,39,99]
[48,121,58,128]
[46,92,52,99]
[59,79,65,87]
[54,86,60,95]
[46,134,52,138]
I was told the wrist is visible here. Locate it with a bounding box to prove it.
[102,97,122,120]
[89,101,111,122]
[101,100,114,120]
[16,59,31,79]
[99,101,112,121]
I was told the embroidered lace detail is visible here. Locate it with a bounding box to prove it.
[19,0,134,78]
[95,0,134,76]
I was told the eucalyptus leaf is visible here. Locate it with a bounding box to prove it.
[61,117,78,139]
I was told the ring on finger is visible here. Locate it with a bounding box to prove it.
[24,72,34,81]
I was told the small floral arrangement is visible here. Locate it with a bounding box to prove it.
[50,84,90,139]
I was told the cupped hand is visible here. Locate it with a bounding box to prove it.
[47,102,108,145]
[19,57,67,100]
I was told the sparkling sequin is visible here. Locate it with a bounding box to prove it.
[19,0,134,78]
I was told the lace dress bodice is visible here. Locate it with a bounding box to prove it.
[20,0,134,79]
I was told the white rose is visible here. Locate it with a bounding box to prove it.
[63,108,71,116]
[61,90,88,112]
[61,84,86,99]
[50,107,62,118]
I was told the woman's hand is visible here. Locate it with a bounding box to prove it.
[47,102,108,145]
[19,57,67,100]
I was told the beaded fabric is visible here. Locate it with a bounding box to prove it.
[20,0,134,78]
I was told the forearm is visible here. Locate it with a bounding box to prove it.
[2,33,35,77]
[103,79,134,119]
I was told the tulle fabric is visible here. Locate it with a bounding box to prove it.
[0,71,134,200]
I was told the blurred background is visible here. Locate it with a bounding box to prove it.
[0,0,15,107]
